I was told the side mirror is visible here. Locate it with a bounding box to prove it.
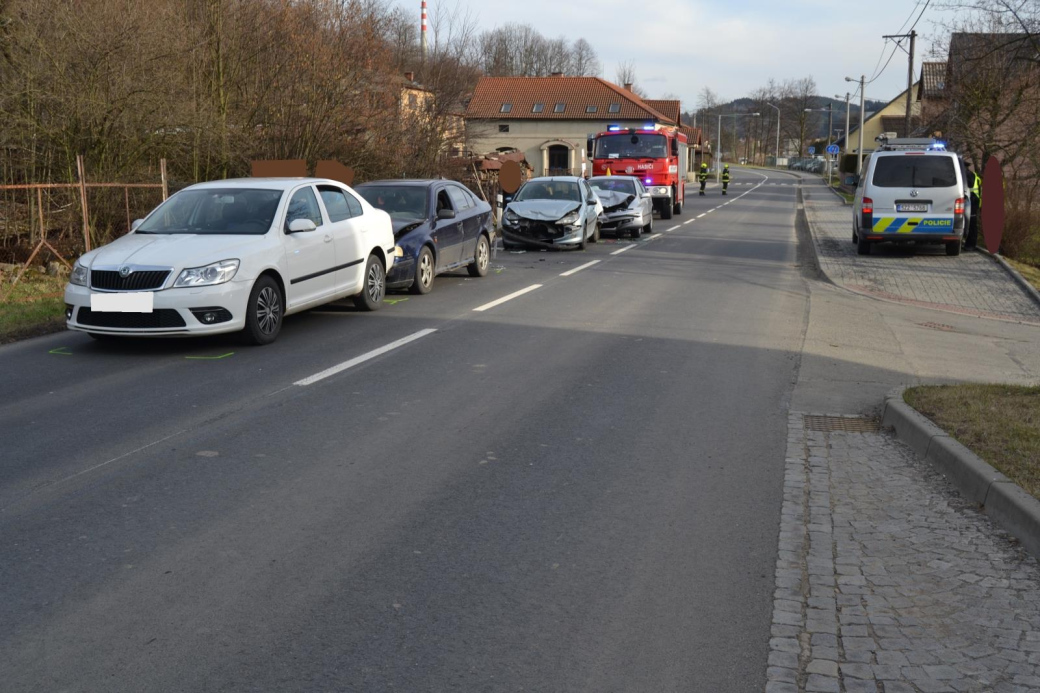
[130,219,144,232]
[437,208,456,220]
[287,218,317,233]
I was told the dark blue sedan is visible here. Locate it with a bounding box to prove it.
[354,180,494,294]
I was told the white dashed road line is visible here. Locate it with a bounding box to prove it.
[295,328,438,386]
[472,284,543,312]
[697,213,706,219]
[611,244,637,256]
[667,225,681,232]
[559,260,600,277]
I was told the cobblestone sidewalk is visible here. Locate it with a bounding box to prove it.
[801,182,1040,324]
[769,412,1040,693]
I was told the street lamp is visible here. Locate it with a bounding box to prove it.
[716,111,760,182]
[835,93,851,156]
[805,103,835,184]
[765,102,781,166]
[846,75,866,178]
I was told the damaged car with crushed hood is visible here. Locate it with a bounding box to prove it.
[589,175,654,238]
[501,176,603,250]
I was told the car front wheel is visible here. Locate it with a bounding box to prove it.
[354,254,385,311]
[410,246,434,295]
[468,234,490,277]
[242,275,283,345]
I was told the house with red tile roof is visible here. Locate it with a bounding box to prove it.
[464,75,685,178]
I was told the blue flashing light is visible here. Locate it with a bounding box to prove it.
[929,141,947,151]
[644,178,652,184]
[607,125,622,131]
[642,124,656,130]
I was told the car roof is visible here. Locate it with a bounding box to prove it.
[589,175,639,181]
[184,177,345,191]
[355,179,449,188]
[525,176,584,183]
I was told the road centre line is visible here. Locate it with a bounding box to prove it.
[697,213,706,218]
[610,244,636,256]
[295,328,437,386]
[646,233,662,240]
[560,260,600,277]
[667,225,681,232]
[472,284,543,313]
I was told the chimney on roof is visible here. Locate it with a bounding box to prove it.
[624,82,633,92]
[551,71,564,77]
[405,71,415,82]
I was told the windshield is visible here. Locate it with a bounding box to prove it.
[872,156,958,188]
[137,188,283,235]
[514,180,581,202]
[594,134,668,159]
[590,178,637,195]
[356,185,428,221]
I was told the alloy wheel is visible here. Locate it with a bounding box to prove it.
[367,261,385,302]
[256,286,281,335]
[419,252,433,289]
[477,238,489,271]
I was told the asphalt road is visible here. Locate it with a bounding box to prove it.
[0,169,810,692]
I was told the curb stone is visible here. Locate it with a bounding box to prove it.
[973,246,1040,311]
[882,386,1040,558]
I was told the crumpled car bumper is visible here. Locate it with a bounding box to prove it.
[502,222,583,248]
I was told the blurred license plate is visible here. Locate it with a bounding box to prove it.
[90,292,153,313]
[897,203,928,212]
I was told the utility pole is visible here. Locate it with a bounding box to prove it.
[766,102,780,165]
[844,75,866,177]
[883,30,917,137]
[906,30,916,136]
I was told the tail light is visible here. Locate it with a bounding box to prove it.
[861,197,873,214]
[954,197,965,215]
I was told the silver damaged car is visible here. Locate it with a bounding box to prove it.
[501,177,602,250]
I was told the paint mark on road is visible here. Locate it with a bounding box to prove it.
[49,346,72,356]
[473,284,542,313]
[184,352,234,360]
[560,260,600,277]
[295,328,437,386]
[667,225,680,232]
[611,245,636,256]
[383,297,409,305]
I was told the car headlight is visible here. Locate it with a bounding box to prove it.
[173,259,240,288]
[558,211,580,225]
[504,209,519,224]
[70,261,89,286]
[655,187,669,195]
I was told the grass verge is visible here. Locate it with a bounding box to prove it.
[1005,257,1040,294]
[829,182,853,202]
[0,271,67,344]
[904,384,1040,499]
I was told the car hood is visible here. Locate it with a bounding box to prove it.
[507,200,581,221]
[391,218,428,236]
[595,190,636,213]
[83,233,266,269]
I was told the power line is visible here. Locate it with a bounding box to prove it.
[867,39,903,84]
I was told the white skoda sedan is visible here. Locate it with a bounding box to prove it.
[64,178,396,345]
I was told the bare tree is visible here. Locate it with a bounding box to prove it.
[614,60,646,96]
[570,38,601,77]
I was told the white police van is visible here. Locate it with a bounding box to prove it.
[852,136,971,256]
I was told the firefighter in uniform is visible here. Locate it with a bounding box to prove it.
[721,165,731,195]
[964,162,981,249]
[698,162,709,196]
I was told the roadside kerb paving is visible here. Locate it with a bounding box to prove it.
[768,411,1040,692]
[799,180,1040,325]
[882,388,1040,560]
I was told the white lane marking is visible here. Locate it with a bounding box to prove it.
[697,213,706,219]
[667,225,681,232]
[706,209,715,214]
[683,218,695,224]
[472,284,542,313]
[647,233,662,239]
[295,329,437,386]
[611,244,637,256]
[560,260,600,277]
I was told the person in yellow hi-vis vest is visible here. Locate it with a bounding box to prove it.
[721,165,731,195]
[698,163,709,196]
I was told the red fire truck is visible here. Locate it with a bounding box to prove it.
[589,124,688,219]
